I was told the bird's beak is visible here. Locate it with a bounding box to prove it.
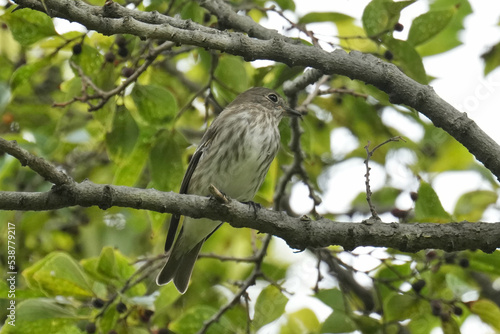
[283,106,302,118]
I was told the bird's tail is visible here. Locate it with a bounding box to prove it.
[157,217,221,293]
[156,240,204,293]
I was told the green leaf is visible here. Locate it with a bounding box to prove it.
[300,13,378,52]
[0,299,77,334]
[384,293,423,322]
[299,12,354,24]
[112,130,154,186]
[470,299,500,331]
[407,312,440,334]
[180,1,204,23]
[441,318,461,334]
[301,116,332,157]
[97,301,120,334]
[22,252,93,298]
[315,288,346,311]
[415,0,472,56]
[70,44,104,79]
[2,8,57,46]
[414,180,452,223]
[214,56,249,94]
[170,305,231,334]
[131,85,177,127]
[469,250,500,276]
[280,308,320,334]
[382,36,427,84]
[453,190,498,221]
[149,130,188,191]
[275,0,296,11]
[153,284,183,319]
[10,59,50,93]
[321,311,357,333]
[351,187,401,214]
[260,257,288,282]
[481,42,500,75]
[82,247,146,296]
[351,315,382,334]
[425,131,473,172]
[96,246,118,279]
[16,298,76,320]
[407,8,456,46]
[106,105,139,163]
[445,272,475,298]
[256,157,279,205]
[362,0,415,37]
[253,285,289,329]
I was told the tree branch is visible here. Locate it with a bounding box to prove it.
[1,137,499,253]
[1,181,499,253]
[12,0,500,182]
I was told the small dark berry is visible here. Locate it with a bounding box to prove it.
[116,302,127,313]
[92,298,105,308]
[118,46,128,58]
[121,67,135,78]
[410,192,418,201]
[431,300,442,316]
[85,322,97,334]
[426,250,438,261]
[394,23,404,32]
[391,208,409,219]
[116,35,127,47]
[453,305,463,316]
[459,258,470,268]
[412,279,426,293]
[384,50,393,61]
[140,309,154,322]
[105,51,115,63]
[203,12,211,23]
[72,44,83,55]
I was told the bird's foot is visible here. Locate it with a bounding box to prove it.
[242,201,262,216]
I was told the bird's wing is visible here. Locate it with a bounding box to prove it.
[164,131,214,252]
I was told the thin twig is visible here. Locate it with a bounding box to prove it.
[54,41,176,111]
[196,234,273,334]
[318,87,369,99]
[95,254,165,318]
[277,80,325,218]
[198,253,260,262]
[296,75,330,113]
[364,136,406,220]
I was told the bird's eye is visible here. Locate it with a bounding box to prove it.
[268,93,278,103]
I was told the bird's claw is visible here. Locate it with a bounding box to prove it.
[242,201,262,215]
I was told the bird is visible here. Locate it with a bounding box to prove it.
[156,87,301,293]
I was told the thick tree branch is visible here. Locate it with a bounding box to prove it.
[1,181,499,253]
[1,138,499,253]
[12,0,500,182]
